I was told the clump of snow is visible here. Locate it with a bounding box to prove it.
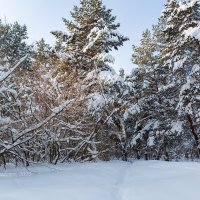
[179,79,195,95]
[173,57,187,71]
[126,103,141,115]
[142,120,160,132]
[57,52,72,61]
[85,68,124,85]
[148,136,155,146]
[98,70,124,84]
[158,83,176,92]
[88,92,106,112]
[51,101,70,113]
[83,26,109,53]
[178,0,199,12]
[190,64,200,75]
[171,121,183,135]
[183,24,200,41]
[94,53,115,63]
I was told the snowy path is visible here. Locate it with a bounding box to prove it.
[0,161,200,200]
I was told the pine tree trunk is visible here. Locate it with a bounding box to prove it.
[187,115,200,158]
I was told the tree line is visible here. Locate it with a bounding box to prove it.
[0,0,200,167]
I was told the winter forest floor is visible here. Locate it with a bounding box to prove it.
[0,161,200,200]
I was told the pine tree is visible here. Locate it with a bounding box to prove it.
[49,0,130,161]
[158,0,200,158]
[34,38,52,68]
[52,0,128,79]
[132,29,156,69]
[0,20,32,69]
[131,28,164,160]
[129,0,182,160]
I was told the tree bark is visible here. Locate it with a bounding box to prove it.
[187,114,200,158]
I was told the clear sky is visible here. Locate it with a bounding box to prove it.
[0,0,166,73]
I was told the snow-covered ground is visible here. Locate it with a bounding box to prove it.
[0,161,200,200]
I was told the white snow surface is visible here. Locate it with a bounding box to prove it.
[0,161,200,200]
[178,0,199,12]
[184,25,200,41]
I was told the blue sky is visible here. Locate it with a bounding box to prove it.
[0,0,165,73]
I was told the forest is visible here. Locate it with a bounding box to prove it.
[0,0,200,167]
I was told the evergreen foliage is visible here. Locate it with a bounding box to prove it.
[51,0,128,78]
[0,20,32,69]
[0,0,200,166]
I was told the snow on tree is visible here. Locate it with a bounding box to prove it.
[0,21,77,166]
[129,0,200,160]
[0,20,32,69]
[2,0,200,165]
[51,0,128,81]
[132,29,157,69]
[130,28,168,160]
[82,65,135,160]
[0,52,76,166]
[49,0,130,161]
[159,0,200,158]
